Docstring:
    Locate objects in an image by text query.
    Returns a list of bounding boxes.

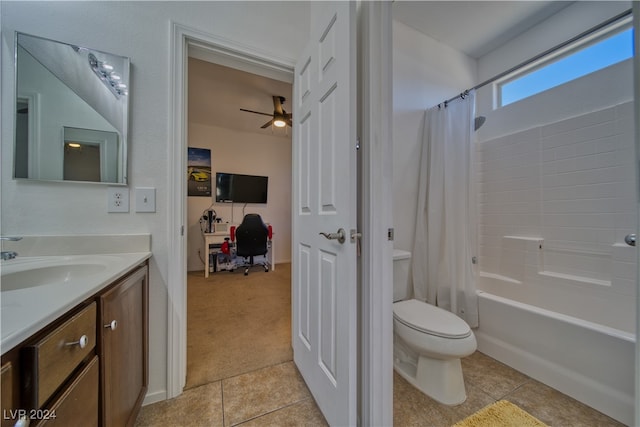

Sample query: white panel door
[292,2,357,426]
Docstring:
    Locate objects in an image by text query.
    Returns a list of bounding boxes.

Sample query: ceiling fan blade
[286,119,293,127]
[261,119,274,129]
[273,96,284,115]
[240,108,273,117]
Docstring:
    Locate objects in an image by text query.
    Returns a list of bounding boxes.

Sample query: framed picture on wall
[187,147,212,196]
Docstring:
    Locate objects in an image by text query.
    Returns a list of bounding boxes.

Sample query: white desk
[203,229,274,278]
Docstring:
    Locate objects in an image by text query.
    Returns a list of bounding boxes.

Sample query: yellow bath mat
[452,400,548,427]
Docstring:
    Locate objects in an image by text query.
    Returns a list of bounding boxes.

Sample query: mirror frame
[13,31,130,185]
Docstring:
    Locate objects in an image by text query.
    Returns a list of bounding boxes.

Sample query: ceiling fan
[240,95,293,129]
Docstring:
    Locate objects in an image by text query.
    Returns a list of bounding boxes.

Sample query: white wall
[1,1,309,403]
[187,124,292,271]
[392,20,476,254]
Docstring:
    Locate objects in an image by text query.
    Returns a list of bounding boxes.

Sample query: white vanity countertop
[1,251,151,354]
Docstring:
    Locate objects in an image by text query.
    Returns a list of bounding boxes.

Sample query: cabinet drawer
[33,356,99,427]
[24,302,96,408]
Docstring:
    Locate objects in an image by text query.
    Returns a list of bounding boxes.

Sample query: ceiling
[188,57,293,139]
[189,2,573,135]
[392,1,573,59]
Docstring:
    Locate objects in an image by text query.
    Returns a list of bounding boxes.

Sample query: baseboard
[142,390,167,406]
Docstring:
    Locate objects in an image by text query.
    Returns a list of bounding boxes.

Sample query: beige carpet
[185,263,293,389]
[453,400,548,427]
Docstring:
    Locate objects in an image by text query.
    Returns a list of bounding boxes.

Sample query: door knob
[319,228,346,244]
[104,320,118,330]
[625,234,636,247]
[65,334,89,349]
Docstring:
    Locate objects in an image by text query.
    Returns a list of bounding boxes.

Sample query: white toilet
[392,249,476,405]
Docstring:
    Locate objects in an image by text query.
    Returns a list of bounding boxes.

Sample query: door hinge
[356,137,361,150]
[181,225,184,236]
[387,228,394,241]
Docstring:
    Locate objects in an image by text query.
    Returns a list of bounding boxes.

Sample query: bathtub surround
[413,92,478,327]
[476,101,635,333]
[474,95,635,426]
[476,291,634,425]
[470,12,635,422]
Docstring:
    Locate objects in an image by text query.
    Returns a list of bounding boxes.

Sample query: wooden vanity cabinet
[98,264,148,427]
[0,261,148,427]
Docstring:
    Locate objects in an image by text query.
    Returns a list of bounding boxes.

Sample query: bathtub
[475,291,635,426]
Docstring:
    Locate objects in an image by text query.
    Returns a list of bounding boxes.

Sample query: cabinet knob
[65,334,89,349]
[104,320,118,331]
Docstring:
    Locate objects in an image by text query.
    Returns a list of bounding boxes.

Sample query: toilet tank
[393,249,412,302]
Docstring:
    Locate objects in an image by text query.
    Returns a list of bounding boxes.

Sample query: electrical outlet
[107,187,130,213]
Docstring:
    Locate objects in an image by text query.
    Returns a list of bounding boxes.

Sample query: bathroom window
[496,19,633,107]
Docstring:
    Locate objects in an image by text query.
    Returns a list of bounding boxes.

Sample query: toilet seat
[393,299,471,339]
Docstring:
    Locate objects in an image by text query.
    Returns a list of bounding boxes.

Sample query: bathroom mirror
[14,32,130,184]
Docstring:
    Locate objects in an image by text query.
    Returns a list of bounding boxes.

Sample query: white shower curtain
[412,92,478,327]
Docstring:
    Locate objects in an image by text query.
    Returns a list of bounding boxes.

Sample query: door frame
[167,21,296,399]
[358,3,394,425]
[167,4,393,422]
[633,4,639,426]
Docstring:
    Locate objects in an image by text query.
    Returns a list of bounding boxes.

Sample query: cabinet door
[99,265,148,427]
[35,356,99,427]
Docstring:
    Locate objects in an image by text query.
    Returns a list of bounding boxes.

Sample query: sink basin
[1,259,108,292]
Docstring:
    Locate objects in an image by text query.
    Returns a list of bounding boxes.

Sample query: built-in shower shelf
[478,271,522,285]
[538,270,611,287]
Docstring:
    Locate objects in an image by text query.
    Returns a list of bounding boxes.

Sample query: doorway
[168,6,394,422]
[184,57,294,388]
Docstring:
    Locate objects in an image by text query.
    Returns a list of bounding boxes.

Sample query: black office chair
[231,214,271,275]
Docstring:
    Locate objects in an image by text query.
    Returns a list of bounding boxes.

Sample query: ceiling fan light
[273,118,286,128]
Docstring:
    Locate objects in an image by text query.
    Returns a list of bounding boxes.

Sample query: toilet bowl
[392,250,476,405]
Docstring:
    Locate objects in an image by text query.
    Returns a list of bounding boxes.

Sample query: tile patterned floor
[394,351,625,426]
[136,351,624,427]
[135,361,327,426]
[136,267,626,425]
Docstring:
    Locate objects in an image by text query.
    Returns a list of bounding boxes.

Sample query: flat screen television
[215,172,268,204]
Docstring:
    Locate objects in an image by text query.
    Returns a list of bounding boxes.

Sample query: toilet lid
[393,299,472,339]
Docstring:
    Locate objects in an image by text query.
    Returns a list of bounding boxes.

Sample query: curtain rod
[442,8,633,106]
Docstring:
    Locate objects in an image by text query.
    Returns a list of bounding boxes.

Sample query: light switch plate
[107,187,129,213]
[135,187,156,213]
